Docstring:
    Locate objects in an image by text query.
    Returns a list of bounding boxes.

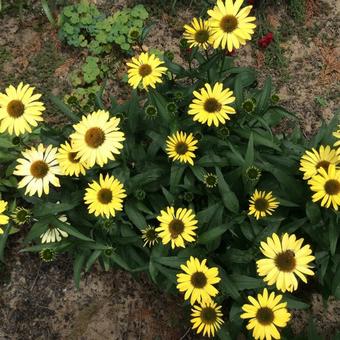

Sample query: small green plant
[58,1,149,54]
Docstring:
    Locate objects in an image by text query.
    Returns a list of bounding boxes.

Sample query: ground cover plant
[0,0,339,339]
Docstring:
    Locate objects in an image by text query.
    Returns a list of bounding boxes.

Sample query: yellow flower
[14,144,61,197]
[84,174,127,218]
[176,256,221,305]
[191,300,224,338]
[141,225,159,247]
[188,83,236,127]
[0,200,9,234]
[208,0,256,52]
[57,141,89,177]
[40,215,69,243]
[240,288,291,340]
[203,173,218,188]
[0,82,45,136]
[166,131,198,166]
[127,52,167,90]
[308,164,340,210]
[257,233,315,293]
[70,110,125,168]
[299,145,339,180]
[156,207,198,249]
[248,190,279,220]
[183,17,214,49]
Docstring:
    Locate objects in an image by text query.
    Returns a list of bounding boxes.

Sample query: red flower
[258,32,274,49]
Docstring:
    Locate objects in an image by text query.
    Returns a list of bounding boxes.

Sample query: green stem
[219,50,226,77]
[188,59,194,84]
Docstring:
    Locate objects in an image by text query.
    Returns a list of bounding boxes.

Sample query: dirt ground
[0,0,339,339]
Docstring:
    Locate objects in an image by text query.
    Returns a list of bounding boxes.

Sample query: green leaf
[85,250,101,271]
[49,94,79,122]
[125,199,147,229]
[235,129,281,151]
[217,324,233,340]
[329,218,339,256]
[257,76,272,114]
[161,186,175,205]
[111,252,131,271]
[169,163,185,191]
[0,223,11,262]
[230,274,265,290]
[307,318,323,340]
[218,267,240,300]
[41,0,57,27]
[284,294,309,309]
[305,201,321,224]
[244,132,254,167]
[164,55,186,76]
[215,167,239,214]
[73,252,86,289]
[32,200,80,217]
[154,256,185,269]
[148,89,170,123]
[197,203,221,226]
[51,216,94,242]
[198,224,229,244]
[24,216,52,243]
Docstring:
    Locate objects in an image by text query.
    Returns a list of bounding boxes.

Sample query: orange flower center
[324,179,340,195]
[139,64,152,77]
[190,271,207,288]
[30,160,49,178]
[68,152,80,163]
[85,127,105,148]
[7,100,25,118]
[275,250,296,272]
[254,198,269,212]
[204,98,222,113]
[220,15,238,33]
[168,218,185,238]
[256,307,274,325]
[97,188,113,204]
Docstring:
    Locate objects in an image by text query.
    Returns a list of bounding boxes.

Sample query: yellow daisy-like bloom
[176,256,221,305]
[183,17,214,49]
[188,83,236,127]
[141,225,159,247]
[257,233,315,293]
[0,82,45,136]
[240,288,291,340]
[0,200,9,234]
[299,145,339,180]
[14,144,61,197]
[57,141,89,177]
[166,131,198,166]
[70,110,125,168]
[156,207,198,249]
[127,52,168,91]
[308,164,340,210]
[84,173,127,218]
[191,300,224,338]
[248,190,279,220]
[208,0,256,52]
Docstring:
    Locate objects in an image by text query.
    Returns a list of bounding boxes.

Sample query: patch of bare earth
[0,244,188,339]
